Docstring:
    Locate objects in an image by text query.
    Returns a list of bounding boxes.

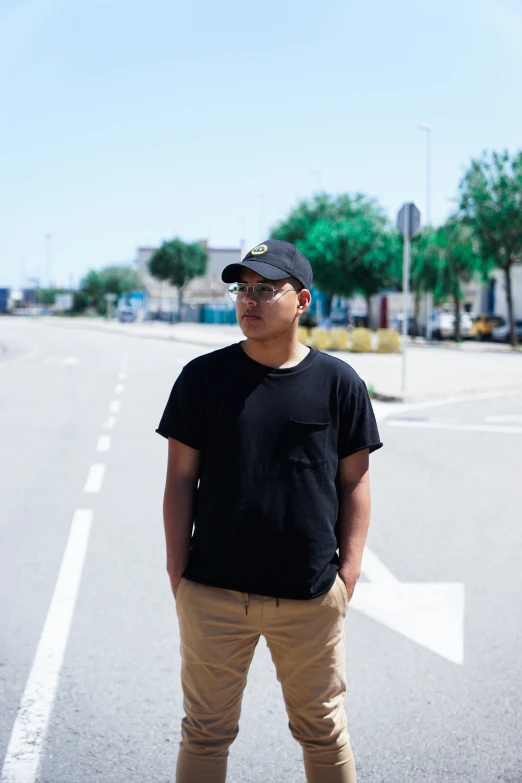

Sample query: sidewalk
[44,317,522,403]
[44,317,243,347]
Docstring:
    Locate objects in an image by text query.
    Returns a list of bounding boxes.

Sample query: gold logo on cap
[251,244,268,255]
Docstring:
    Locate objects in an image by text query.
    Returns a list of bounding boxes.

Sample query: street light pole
[418,123,432,339]
[401,208,411,395]
[418,123,431,225]
[45,233,52,289]
[259,194,265,240]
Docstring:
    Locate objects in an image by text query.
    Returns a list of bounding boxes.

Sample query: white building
[488,266,522,319]
[368,264,522,332]
[135,241,241,315]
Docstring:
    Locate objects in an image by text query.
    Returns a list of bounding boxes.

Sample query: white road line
[118,372,126,381]
[114,384,124,394]
[109,400,121,414]
[354,546,465,664]
[96,435,111,452]
[387,420,522,434]
[83,464,105,493]
[372,390,522,426]
[103,416,116,430]
[0,509,93,783]
[485,415,522,424]
[361,547,400,585]
[121,353,129,373]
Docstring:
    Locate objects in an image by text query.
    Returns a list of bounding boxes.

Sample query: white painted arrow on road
[351,547,465,665]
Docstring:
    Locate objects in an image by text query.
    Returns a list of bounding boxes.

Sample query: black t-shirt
[156,343,382,600]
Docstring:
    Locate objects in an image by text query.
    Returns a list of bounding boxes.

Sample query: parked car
[330,310,347,326]
[492,319,522,342]
[431,311,473,340]
[470,314,505,340]
[118,307,136,323]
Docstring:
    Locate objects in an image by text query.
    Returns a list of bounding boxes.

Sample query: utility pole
[45,233,52,288]
[418,123,433,339]
[401,208,411,395]
[418,123,431,225]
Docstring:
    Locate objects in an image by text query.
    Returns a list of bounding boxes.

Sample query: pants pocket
[336,574,349,611]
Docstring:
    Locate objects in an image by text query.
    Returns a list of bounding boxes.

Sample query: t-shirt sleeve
[155,364,203,450]
[338,377,383,459]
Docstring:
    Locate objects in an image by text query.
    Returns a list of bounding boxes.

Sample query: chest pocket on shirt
[284,418,331,467]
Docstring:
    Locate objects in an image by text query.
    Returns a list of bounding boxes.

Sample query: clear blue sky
[1,0,521,288]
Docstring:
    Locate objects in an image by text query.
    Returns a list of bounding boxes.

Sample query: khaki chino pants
[175,574,356,783]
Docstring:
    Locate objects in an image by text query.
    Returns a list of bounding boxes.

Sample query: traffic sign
[54,293,73,311]
[104,293,117,302]
[397,202,421,239]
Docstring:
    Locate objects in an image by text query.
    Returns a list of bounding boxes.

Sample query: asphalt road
[0,319,520,783]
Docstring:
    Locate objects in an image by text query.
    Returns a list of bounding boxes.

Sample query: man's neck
[241,336,310,369]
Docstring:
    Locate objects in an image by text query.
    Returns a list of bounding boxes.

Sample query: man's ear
[297,289,311,313]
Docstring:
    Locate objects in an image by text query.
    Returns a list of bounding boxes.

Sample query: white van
[431,310,473,339]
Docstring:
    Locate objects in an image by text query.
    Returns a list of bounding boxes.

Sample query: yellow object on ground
[350,328,373,352]
[307,328,329,350]
[297,326,309,345]
[376,328,401,353]
[326,328,349,351]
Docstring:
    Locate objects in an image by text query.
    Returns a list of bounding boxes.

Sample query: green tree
[460,150,522,345]
[98,265,143,297]
[72,291,88,313]
[79,270,104,313]
[149,239,208,320]
[79,265,143,315]
[34,287,72,307]
[271,194,401,314]
[431,219,486,342]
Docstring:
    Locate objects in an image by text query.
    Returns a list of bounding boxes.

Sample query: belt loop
[243,593,249,615]
[276,597,280,608]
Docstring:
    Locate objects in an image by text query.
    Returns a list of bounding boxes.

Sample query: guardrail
[298,327,401,353]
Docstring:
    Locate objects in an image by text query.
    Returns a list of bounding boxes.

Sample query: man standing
[157,239,382,783]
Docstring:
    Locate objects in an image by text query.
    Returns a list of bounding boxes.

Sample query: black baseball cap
[222,239,313,290]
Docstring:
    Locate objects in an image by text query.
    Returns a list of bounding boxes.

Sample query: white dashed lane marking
[83,464,106,493]
[96,435,111,453]
[0,509,93,783]
[387,419,522,434]
[1,354,132,780]
[485,415,522,424]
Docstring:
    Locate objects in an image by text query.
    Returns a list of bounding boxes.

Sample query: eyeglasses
[228,282,302,303]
